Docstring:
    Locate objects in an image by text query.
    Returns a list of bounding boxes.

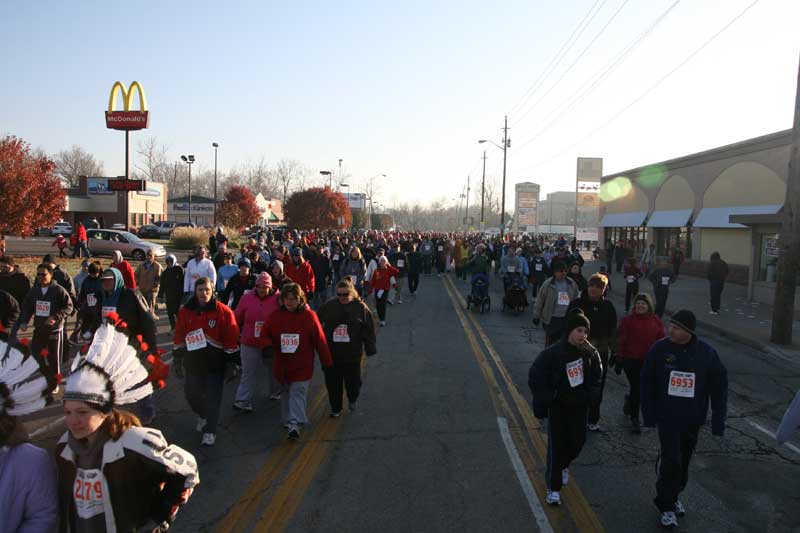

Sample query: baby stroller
[467,273,491,313]
[502,272,528,314]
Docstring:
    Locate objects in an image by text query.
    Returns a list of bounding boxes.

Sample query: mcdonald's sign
[105,81,149,130]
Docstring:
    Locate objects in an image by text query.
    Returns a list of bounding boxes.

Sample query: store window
[655,227,693,258]
[757,233,780,282]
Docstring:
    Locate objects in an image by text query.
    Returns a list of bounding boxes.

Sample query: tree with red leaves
[217,185,260,230]
[0,136,65,237]
[285,187,351,230]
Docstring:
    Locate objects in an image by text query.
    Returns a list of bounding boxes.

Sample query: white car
[51,222,73,236]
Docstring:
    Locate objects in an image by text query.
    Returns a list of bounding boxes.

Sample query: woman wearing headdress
[57,319,199,532]
[0,331,59,532]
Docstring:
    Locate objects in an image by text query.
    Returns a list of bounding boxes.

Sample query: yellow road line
[444,275,606,532]
[215,387,328,533]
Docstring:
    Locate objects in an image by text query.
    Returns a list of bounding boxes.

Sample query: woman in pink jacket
[233,272,281,412]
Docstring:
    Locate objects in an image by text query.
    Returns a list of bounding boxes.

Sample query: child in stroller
[503,271,528,313]
[467,272,491,313]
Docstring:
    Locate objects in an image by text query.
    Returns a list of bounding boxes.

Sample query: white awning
[693,205,783,229]
[599,211,648,228]
[646,209,693,228]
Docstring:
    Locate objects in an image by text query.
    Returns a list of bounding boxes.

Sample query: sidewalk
[582,260,800,356]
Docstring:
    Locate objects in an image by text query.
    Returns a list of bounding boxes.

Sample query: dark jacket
[17,283,73,332]
[158,265,185,313]
[221,273,256,310]
[406,251,423,275]
[56,427,198,532]
[317,298,377,364]
[52,267,77,307]
[641,336,728,435]
[99,288,157,350]
[389,251,408,277]
[707,253,729,284]
[568,293,618,354]
[647,266,674,290]
[529,339,603,418]
[0,271,31,308]
[309,254,333,290]
[0,288,20,328]
[530,257,549,283]
[567,272,587,294]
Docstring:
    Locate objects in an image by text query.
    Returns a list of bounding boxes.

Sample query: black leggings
[375,291,388,321]
[324,361,362,412]
[408,273,420,293]
[622,358,644,420]
[710,280,724,312]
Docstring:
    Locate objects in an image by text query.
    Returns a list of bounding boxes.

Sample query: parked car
[137,224,162,239]
[168,222,196,237]
[110,223,126,230]
[86,229,166,261]
[52,222,73,237]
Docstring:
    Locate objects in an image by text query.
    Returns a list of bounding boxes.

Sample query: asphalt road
[25,270,800,532]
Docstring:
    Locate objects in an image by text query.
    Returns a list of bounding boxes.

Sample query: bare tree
[275,158,305,206]
[136,137,170,183]
[54,145,104,186]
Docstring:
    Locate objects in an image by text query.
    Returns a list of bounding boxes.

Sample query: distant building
[514,182,540,233]
[254,194,284,226]
[538,191,576,227]
[63,176,167,229]
[168,195,215,226]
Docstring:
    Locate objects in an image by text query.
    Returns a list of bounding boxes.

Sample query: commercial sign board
[518,207,537,226]
[105,81,149,131]
[107,179,145,192]
[173,203,214,213]
[87,178,113,195]
[518,192,538,208]
[576,228,599,241]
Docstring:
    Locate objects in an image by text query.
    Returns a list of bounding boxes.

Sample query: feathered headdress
[0,334,50,416]
[64,321,153,411]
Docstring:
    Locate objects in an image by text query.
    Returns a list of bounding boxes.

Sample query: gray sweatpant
[281,379,311,429]
[235,344,279,403]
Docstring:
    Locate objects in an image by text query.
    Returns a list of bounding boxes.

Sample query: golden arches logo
[105,80,149,130]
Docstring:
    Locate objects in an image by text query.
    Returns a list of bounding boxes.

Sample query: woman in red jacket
[267,283,332,440]
[367,256,399,327]
[615,293,664,434]
[173,276,240,446]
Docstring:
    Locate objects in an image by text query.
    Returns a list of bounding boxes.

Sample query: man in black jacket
[158,254,184,330]
[0,256,31,308]
[406,243,423,295]
[569,273,617,431]
[221,258,257,310]
[529,309,602,507]
[0,288,20,329]
[308,244,333,309]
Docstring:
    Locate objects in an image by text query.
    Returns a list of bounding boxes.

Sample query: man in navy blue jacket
[641,310,728,528]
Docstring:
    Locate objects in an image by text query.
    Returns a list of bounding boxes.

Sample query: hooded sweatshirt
[111,251,136,290]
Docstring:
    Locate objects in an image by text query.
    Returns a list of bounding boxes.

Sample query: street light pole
[338,159,343,188]
[212,142,219,227]
[501,115,509,238]
[480,150,486,231]
[181,155,195,225]
[465,174,470,230]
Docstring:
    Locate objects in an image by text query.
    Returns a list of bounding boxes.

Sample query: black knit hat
[670,309,696,335]
[566,308,591,335]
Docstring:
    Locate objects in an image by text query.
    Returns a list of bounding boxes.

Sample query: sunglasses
[336,292,350,297]
[36,272,49,277]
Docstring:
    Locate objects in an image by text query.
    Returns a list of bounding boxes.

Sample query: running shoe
[349,402,357,412]
[380,321,386,327]
[201,433,216,446]
[196,417,207,432]
[562,468,569,486]
[233,401,253,413]
[288,427,300,440]
[330,410,342,418]
[546,490,561,506]
[674,500,686,516]
[269,392,281,400]
[660,511,678,528]
[587,423,601,432]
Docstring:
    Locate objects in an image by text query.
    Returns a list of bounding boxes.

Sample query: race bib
[535,264,543,271]
[333,324,350,343]
[35,300,50,317]
[661,276,670,286]
[254,321,264,338]
[397,259,405,268]
[333,254,340,261]
[557,292,570,306]
[101,306,116,318]
[186,329,208,351]
[668,371,695,398]
[507,266,516,273]
[566,359,584,388]
[73,468,104,520]
[281,333,300,354]
[437,246,443,252]
[627,275,635,283]
[87,294,97,307]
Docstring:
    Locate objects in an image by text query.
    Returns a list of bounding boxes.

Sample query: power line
[511,0,629,128]
[512,0,763,177]
[514,0,680,151]
[507,0,604,117]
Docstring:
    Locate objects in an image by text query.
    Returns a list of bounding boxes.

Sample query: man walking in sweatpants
[641,310,728,528]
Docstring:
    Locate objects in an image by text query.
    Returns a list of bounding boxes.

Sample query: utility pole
[465,174,470,230]
[771,54,800,345]
[500,115,509,238]
[480,150,486,231]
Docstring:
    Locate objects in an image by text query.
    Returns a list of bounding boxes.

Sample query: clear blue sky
[2,0,798,210]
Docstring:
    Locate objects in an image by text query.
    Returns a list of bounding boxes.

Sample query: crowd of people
[1,225,798,531]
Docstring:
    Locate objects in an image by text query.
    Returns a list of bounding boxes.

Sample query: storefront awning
[693,205,783,229]
[646,209,693,228]
[599,211,648,228]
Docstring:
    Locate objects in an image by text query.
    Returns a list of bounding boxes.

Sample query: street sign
[107,179,146,192]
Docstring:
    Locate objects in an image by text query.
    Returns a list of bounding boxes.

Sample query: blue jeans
[184,371,225,433]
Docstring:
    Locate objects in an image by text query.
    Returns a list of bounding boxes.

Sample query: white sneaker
[545,490,561,506]
[380,321,386,327]
[196,417,207,432]
[674,500,686,516]
[562,468,569,486]
[587,423,601,432]
[269,392,281,400]
[233,400,253,413]
[709,311,719,316]
[397,299,403,304]
[201,433,216,446]
[660,511,678,528]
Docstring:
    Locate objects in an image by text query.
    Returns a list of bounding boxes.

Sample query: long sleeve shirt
[183,258,217,293]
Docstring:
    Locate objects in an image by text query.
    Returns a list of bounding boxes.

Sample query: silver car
[86,229,167,261]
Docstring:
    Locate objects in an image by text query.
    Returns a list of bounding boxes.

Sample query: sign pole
[125,130,130,230]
